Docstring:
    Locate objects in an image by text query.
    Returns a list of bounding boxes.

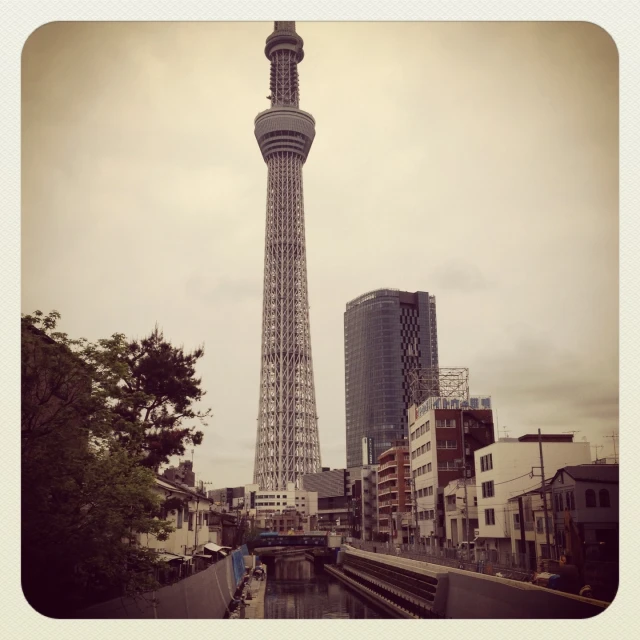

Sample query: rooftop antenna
[591,444,603,462]
[501,426,510,438]
[603,431,618,464]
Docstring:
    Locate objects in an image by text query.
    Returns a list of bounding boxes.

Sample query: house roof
[552,464,619,485]
[155,475,214,502]
[517,434,574,443]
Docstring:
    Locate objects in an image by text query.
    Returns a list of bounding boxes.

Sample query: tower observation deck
[253,22,321,490]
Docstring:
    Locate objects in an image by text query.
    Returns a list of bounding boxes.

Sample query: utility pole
[537,429,552,560]
[461,410,471,562]
[591,444,603,462]
[518,496,527,569]
[410,476,419,551]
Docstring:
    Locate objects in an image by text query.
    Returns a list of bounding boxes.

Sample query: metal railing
[348,540,535,580]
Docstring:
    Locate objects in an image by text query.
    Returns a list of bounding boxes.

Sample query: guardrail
[351,540,533,580]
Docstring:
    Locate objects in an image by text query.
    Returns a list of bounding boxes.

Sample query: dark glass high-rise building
[344,289,439,468]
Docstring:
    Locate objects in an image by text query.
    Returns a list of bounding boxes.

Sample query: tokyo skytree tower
[253,22,321,490]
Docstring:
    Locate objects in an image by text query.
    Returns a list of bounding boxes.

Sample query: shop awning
[158,553,188,563]
[203,543,232,555]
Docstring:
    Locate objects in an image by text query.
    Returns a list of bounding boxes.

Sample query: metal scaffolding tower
[408,367,470,407]
[253,22,321,490]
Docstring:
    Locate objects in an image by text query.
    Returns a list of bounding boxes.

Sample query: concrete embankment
[324,564,417,618]
[241,567,267,619]
[336,547,609,619]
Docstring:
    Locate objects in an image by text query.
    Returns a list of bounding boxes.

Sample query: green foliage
[84,325,211,470]
[21,311,209,617]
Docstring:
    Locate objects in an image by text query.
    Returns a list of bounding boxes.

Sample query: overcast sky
[22,21,618,487]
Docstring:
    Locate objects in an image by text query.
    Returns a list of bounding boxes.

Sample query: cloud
[22,22,618,486]
[431,263,490,292]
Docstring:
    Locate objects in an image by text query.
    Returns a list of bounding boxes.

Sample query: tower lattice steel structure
[253,22,321,490]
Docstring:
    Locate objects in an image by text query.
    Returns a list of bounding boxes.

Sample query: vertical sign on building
[362,436,375,466]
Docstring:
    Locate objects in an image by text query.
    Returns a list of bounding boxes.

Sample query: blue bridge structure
[248,531,339,551]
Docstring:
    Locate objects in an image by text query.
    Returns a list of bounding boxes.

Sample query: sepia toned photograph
[21,20,618,619]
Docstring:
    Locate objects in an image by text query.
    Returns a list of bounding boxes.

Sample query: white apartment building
[244,482,318,517]
[473,434,591,559]
[410,408,438,541]
[408,396,495,547]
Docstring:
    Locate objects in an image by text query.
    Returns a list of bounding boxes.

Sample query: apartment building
[302,468,351,534]
[377,440,412,543]
[408,396,494,548]
[241,482,318,519]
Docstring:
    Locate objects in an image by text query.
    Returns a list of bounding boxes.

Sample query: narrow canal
[263,556,386,619]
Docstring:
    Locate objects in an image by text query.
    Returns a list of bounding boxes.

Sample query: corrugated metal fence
[79,546,249,619]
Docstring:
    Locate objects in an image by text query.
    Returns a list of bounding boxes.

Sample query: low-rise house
[506,484,554,570]
[549,464,619,563]
[140,475,217,557]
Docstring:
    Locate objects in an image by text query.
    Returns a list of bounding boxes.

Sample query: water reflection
[264,556,385,619]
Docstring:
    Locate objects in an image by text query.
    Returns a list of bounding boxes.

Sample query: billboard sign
[416,395,492,415]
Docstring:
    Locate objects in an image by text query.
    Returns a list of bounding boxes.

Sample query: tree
[21,311,210,616]
[85,326,211,470]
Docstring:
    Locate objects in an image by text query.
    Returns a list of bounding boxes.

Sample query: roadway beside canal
[334,547,610,619]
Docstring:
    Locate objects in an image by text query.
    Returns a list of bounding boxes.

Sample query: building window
[481,481,494,498]
[427,462,432,473]
[188,513,194,531]
[513,513,520,530]
[485,509,495,526]
[585,489,596,508]
[473,496,477,506]
[599,489,610,508]
[480,453,493,472]
[554,492,564,512]
[436,419,456,428]
[436,440,457,449]
[426,486,433,496]
[426,442,431,451]
[177,508,183,529]
[566,491,575,511]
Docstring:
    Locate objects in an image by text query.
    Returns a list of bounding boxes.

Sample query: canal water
[264,556,386,619]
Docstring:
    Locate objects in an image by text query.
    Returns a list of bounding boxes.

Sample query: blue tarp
[231,546,248,587]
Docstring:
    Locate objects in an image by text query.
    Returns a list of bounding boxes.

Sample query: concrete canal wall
[79,547,249,619]
[337,548,609,619]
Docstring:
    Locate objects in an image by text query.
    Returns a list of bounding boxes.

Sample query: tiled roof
[560,464,619,484]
